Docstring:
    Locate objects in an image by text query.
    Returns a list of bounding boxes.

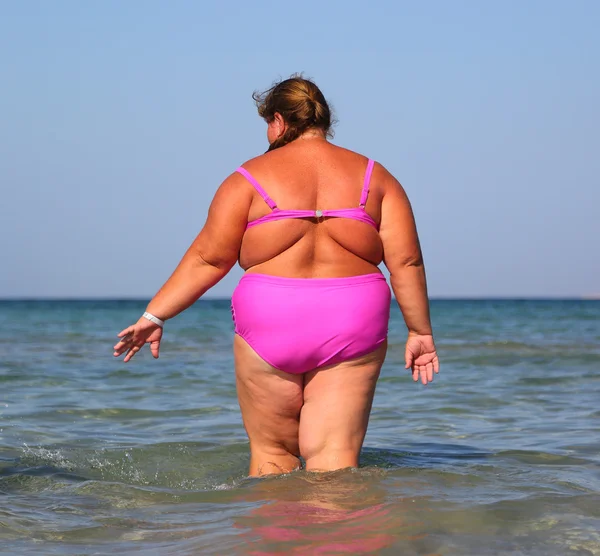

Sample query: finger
[123,345,141,363]
[113,341,131,356]
[405,347,414,370]
[433,356,440,374]
[426,362,434,383]
[114,345,133,357]
[113,334,134,350]
[113,338,135,356]
[123,346,139,363]
[149,340,160,359]
[118,326,135,338]
[412,366,419,382]
[420,366,428,385]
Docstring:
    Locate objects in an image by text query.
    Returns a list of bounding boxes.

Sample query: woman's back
[239,138,384,277]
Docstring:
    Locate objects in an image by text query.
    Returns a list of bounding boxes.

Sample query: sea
[0,298,599,555]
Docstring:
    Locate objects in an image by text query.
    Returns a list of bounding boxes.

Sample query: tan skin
[114,113,440,476]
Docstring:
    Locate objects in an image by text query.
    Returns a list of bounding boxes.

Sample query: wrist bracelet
[143,311,165,328]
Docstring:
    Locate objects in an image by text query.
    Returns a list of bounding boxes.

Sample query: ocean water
[0,298,599,555]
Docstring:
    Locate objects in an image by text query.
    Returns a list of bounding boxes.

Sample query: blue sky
[1,1,598,298]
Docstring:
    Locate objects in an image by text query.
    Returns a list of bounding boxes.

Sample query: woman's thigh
[299,342,387,471]
[234,335,304,476]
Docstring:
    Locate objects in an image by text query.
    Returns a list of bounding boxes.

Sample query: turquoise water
[1,299,599,555]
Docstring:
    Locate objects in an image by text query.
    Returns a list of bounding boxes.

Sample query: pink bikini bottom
[231,273,391,374]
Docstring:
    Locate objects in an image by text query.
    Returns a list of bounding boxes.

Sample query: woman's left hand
[113,318,163,362]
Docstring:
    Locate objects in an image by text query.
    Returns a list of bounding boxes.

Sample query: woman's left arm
[114,173,251,361]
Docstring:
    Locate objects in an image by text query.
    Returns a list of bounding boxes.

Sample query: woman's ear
[273,112,286,138]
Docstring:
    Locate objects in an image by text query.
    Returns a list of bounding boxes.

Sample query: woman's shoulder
[237,151,267,170]
[235,143,396,187]
[237,144,290,170]
[327,145,398,184]
[324,144,396,178]
[323,143,373,164]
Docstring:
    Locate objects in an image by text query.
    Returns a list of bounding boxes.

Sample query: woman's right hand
[113,318,163,363]
[404,333,440,385]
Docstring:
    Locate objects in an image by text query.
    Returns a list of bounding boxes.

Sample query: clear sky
[1,1,598,298]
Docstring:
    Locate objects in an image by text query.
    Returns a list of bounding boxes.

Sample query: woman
[114,76,439,477]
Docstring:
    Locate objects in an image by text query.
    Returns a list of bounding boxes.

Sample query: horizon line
[1,296,598,302]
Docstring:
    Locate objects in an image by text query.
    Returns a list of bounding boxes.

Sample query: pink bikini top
[236,159,378,230]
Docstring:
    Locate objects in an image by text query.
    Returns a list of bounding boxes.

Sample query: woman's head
[253,75,334,151]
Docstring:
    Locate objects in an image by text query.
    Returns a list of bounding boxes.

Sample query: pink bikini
[231,159,391,374]
[235,160,379,230]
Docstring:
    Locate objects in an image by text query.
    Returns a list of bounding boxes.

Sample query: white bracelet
[143,311,165,328]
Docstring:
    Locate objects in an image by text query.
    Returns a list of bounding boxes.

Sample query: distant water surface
[0,299,599,555]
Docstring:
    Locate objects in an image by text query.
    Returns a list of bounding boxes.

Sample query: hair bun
[253,75,334,151]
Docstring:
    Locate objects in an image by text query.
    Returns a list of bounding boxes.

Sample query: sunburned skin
[113,79,439,477]
[237,140,384,277]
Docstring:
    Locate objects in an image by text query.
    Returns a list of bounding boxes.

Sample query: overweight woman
[113,76,440,477]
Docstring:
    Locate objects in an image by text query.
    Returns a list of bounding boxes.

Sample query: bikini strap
[236,167,277,210]
[359,159,375,208]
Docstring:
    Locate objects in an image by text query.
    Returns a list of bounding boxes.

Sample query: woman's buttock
[231,273,391,374]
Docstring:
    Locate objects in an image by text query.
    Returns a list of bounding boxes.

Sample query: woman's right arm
[378,165,440,384]
[141,172,252,321]
[113,172,253,362]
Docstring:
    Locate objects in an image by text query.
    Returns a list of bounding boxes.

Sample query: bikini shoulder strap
[236,167,277,210]
[359,159,375,208]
